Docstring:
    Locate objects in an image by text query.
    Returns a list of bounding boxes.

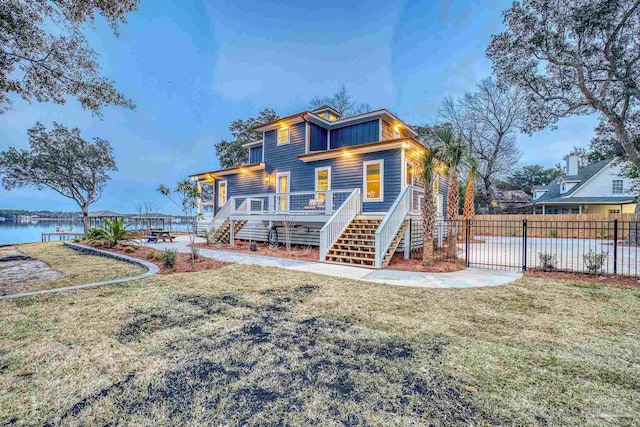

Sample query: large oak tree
[1,0,138,116]
[487,0,640,218]
[0,122,117,233]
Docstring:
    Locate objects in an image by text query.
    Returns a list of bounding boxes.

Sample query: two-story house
[190,105,448,268]
[532,154,636,215]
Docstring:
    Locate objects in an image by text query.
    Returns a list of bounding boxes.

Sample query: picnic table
[144,229,175,243]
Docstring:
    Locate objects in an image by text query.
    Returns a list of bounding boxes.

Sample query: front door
[276,172,290,211]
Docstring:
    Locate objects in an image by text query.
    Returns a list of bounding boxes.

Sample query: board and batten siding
[329,120,379,149]
[249,146,263,164]
[309,123,328,151]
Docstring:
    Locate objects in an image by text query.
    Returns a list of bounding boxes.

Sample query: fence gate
[464,219,525,272]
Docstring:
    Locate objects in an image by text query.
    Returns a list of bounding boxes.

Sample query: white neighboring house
[532,154,636,215]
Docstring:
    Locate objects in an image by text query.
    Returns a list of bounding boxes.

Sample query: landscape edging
[0,242,159,300]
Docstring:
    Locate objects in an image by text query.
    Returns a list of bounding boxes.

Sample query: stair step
[325,255,376,265]
[328,249,376,256]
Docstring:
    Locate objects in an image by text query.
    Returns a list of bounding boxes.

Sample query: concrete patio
[151,236,522,288]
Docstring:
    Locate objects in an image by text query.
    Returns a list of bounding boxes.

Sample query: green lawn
[7,242,145,294]
[0,256,638,426]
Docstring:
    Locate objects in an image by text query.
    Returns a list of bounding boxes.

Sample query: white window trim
[362,159,384,202]
[277,127,290,145]
[405,159,415,186]
[217,179,227,207]
[315,166,331,192]
[275,171,290,193]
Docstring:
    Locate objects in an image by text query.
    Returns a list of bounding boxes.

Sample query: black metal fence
[409,218,640,277]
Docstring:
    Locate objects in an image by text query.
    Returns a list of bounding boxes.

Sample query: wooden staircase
[210,218,247,244]
[325,218,409,268]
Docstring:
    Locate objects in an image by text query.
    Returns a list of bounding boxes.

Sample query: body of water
[0,219,191,245]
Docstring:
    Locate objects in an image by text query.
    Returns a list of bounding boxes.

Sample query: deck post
[403,224,410,260]
[325,191,332,215]
[229,219,235,247]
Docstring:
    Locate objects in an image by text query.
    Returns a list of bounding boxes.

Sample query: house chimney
[566,154,579,176]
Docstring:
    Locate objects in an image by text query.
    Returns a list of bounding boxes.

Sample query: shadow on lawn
[48,285,499,426]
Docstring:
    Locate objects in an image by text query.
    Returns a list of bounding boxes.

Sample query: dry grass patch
[0,264,638,426]
[12,242,146,293]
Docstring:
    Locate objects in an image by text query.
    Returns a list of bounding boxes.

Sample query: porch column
[542,205,546,214]
[579,205,583,214]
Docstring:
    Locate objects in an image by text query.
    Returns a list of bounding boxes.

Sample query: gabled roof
[533,158,615,204]
[253,108,417,136]
[535,196,635,205]
[311,105,342,117]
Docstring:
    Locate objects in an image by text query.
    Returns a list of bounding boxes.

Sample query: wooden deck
[41,232,85,242]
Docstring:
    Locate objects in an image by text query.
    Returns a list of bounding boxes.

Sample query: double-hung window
[277,126,289,145]
[363,160,384,202]
[612,179,624,194]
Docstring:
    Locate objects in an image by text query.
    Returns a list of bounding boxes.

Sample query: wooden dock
[41,232,85,242]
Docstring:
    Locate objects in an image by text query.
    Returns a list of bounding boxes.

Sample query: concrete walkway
[153,236,522,288]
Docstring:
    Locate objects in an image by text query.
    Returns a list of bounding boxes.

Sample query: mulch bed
[387,253,466,273]
[84,243,230,275]
[525,269,640,288]
[196,241,467,273]
[193,241,320,262]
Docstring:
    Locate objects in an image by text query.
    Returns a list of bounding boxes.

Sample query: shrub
[123,245,137,254]
[549,229,558,238]
[583,250,607,274]
[191,246,200,260]
[538,252,556,271]
[162,248,177,269]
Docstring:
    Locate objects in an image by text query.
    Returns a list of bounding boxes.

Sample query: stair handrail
[374,186,411,268]
[319,188,361,261]
[207,197,234,234]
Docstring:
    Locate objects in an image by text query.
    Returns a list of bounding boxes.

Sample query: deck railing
[206,199,233,235]
[374,186,411,268]
[229,190,353,215]
[319,188,362,261]
[409,185,424,214]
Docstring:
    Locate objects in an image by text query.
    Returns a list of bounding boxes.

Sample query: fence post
[465,218,470,267]
[522,219,528,271]
[613,219,618,275]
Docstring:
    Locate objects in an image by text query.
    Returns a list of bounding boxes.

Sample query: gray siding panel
[309,123,328,151]
[249,146,262,164]
[330,120,379,148]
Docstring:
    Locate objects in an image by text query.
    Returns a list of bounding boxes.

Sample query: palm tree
[462,156,478,240]
[102,218,131,247]
[420,148,439,267]
[437,127,464,258]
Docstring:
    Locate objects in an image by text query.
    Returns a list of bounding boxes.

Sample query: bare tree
[310,84,371,116]
[440,78,524,212]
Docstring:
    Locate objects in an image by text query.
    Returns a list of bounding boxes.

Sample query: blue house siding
[301,149,402,212]
[330,120,379,149]
[214,172,268,213]
[309,123,328,151]
[249,146,263,164]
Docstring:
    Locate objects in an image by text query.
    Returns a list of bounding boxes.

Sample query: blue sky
[0,0,598,214]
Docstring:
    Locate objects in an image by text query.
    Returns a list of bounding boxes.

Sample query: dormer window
[277,126,289,145]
